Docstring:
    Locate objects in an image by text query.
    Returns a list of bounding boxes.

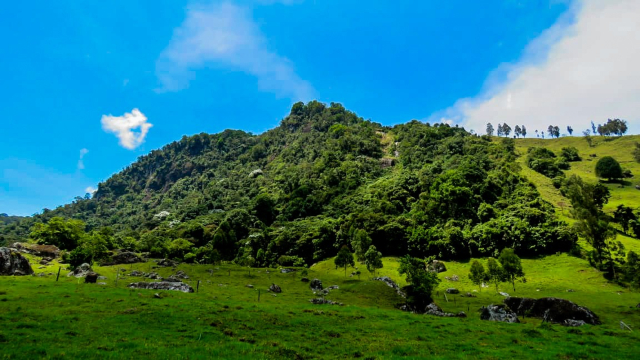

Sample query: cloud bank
[101,109,152,150]
[156,1,314,100]
[435,0,640,136]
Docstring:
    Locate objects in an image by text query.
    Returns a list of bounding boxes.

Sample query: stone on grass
[301,277,309,282]
[84,272,99,284]
[445,288,459,294]
[373,276,406,298]
[310,279,323,291]
[280,268,295,274]
[0,248,34,276]
[504,297,600,325]
[480,304,519,323]
[68,263,92,278]
[127,281,194,293]
[269,284,282,293]
[563,319,586,327]
[101,251,142,265]
[246,284,254,289]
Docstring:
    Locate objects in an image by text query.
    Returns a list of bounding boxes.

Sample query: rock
[9,243,60,258]
[246,284,254,289]
[309,298,343,306]
[445,275,459,281]
[166,271,188,282]
[446,288,459,294]
[39,259,50,265]
[280,268,295,274]
[499,292,510,297]
[67,263,93,278]
[145,272,163,280]
[462,292,477,298]
[424,303,456,317]
[480,304,520,323]
[127,281,194,293]
[300,277,309,282]
[98,276,107,280]
[380,158,395,168]
[310,279,323,291]
[249,169,263,178]
[97,282,107,285]
[563,319,586,327]
[373,276,406,298]
[269,284,282,293]
[457,311,467,318]
[325,285,339,290]
[101,251,142,266]
[0,248,34,276]
[130,270,145,277]
[38,273,45,277]
[154,293,161,299]
[636,303,640,308]
[38,266,46,269]
[566,289,575,292]
[157,258,179,267]
[504,297,600,325]
[427,260,447,273]
[85,272,99,284]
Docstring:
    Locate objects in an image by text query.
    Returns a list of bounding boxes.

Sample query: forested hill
[0,101,574,266]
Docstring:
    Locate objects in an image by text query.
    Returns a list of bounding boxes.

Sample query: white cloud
[101,109,153,150]
[433,0,640,136]
[77,148,89,170]
[156,1,314,100]
[84,186,97,194]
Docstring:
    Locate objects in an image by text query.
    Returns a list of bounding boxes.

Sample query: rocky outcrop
[10,243,60,258]
[480,304,520,323]
[425,303,455,317]
[373,276,406,298]
[68,263,93,278]
[504,297,600,325]
[0,247,34,276]
[127,281,194,293]
[310,279,323,291]
[165,270,189,282]
[427,260,447,273]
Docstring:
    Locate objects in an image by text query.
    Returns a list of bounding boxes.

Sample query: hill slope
[1,102,572,267]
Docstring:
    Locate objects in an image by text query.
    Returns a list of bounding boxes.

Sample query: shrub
[552,177,564,189]
[560,147,581,162]
[527,147,564,178]
[595,156,623,181]
[68,247,93,269]
[623,169,633,178]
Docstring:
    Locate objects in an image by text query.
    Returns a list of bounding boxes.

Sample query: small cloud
[440,118,454,126]
[101,109,153,150]
[77,148,89,170]
[84,186,97,194]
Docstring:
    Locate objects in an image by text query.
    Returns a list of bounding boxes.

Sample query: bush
[623,169,633,178]
[552,176,564,189]
[595,156,623,181]
[527,147,564,178]
[555,158,570,170]
[560,147,581,162]
[68,247,93,269]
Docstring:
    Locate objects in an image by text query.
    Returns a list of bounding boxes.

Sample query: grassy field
[2,253,640,359]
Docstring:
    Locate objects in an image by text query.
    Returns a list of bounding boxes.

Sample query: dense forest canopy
[0,101,575,266]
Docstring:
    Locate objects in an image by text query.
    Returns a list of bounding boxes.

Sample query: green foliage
[398,256,440,310]
[526,147,565,178]
[498,248,525,292]
[67,247,94,269]
[596,118,628,136]
[595,156,623,181]
[613,205,637,235]
[364,245,383,276]
[468,260,487,291]
[350,229,372,261]
[560,147,581,162]
[486,258,504,292]
[30,217,86,250]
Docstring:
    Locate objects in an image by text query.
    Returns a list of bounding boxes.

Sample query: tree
[567,126,573,135]
[521,125,527,138]
[613,205,637,235]
[564,175,616,267]
[502,123,512,137]
[351,229,372,261]
[334,245,355,276]
[591,121,597,135]
[547,125,554,138]
[633,143,640,163]
[553,126,560,138]
[497,123,504,137]
[535,129,539,138]
[624,251,640,288]
[30,217,86,250]
[486,258,504,292]
[364,245,383,276]
[398,256,440,310]
[498,248,525,292]
[514,125,522,138]
[486,123,494,136]
[468,260,487,291]
[595,156,623,181]
[583,129,593,147]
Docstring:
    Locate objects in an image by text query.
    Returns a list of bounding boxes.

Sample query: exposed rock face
[127,281,194,293]
[373,276,406,298]
[10,243,60,258]
[101,251,142,265]
[424,303,456,317]
[310,279,323,291]
[480,304,520,323]
[504,297,601,325]
[85,272,99,284]
[0,248,34,276]
[269,284,282,293]
[68,263,93,278]
[427,260,447,273]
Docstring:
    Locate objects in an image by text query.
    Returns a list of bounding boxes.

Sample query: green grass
[2,254,640,359]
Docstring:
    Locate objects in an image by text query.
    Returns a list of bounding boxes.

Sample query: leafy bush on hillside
[526,147,567,178]
[560,147,581,162]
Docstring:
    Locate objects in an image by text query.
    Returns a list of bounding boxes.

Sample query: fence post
[56,267,61,282]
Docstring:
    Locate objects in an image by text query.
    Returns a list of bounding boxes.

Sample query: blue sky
[1,0,639,216]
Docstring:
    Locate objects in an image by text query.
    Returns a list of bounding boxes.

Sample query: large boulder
[427,260,447,273]
[424,303,456,317]
[68,263,93,278]
[85,272,99,284]
[10,242,60,258]
[504,297,600,325]
[480,304,520,323]
[0,247,34,276]
[157,258,179,267]
[127,281,194,293]
[310,279,323,291]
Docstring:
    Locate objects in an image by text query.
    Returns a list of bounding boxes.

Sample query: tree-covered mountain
[0,101,575,266]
